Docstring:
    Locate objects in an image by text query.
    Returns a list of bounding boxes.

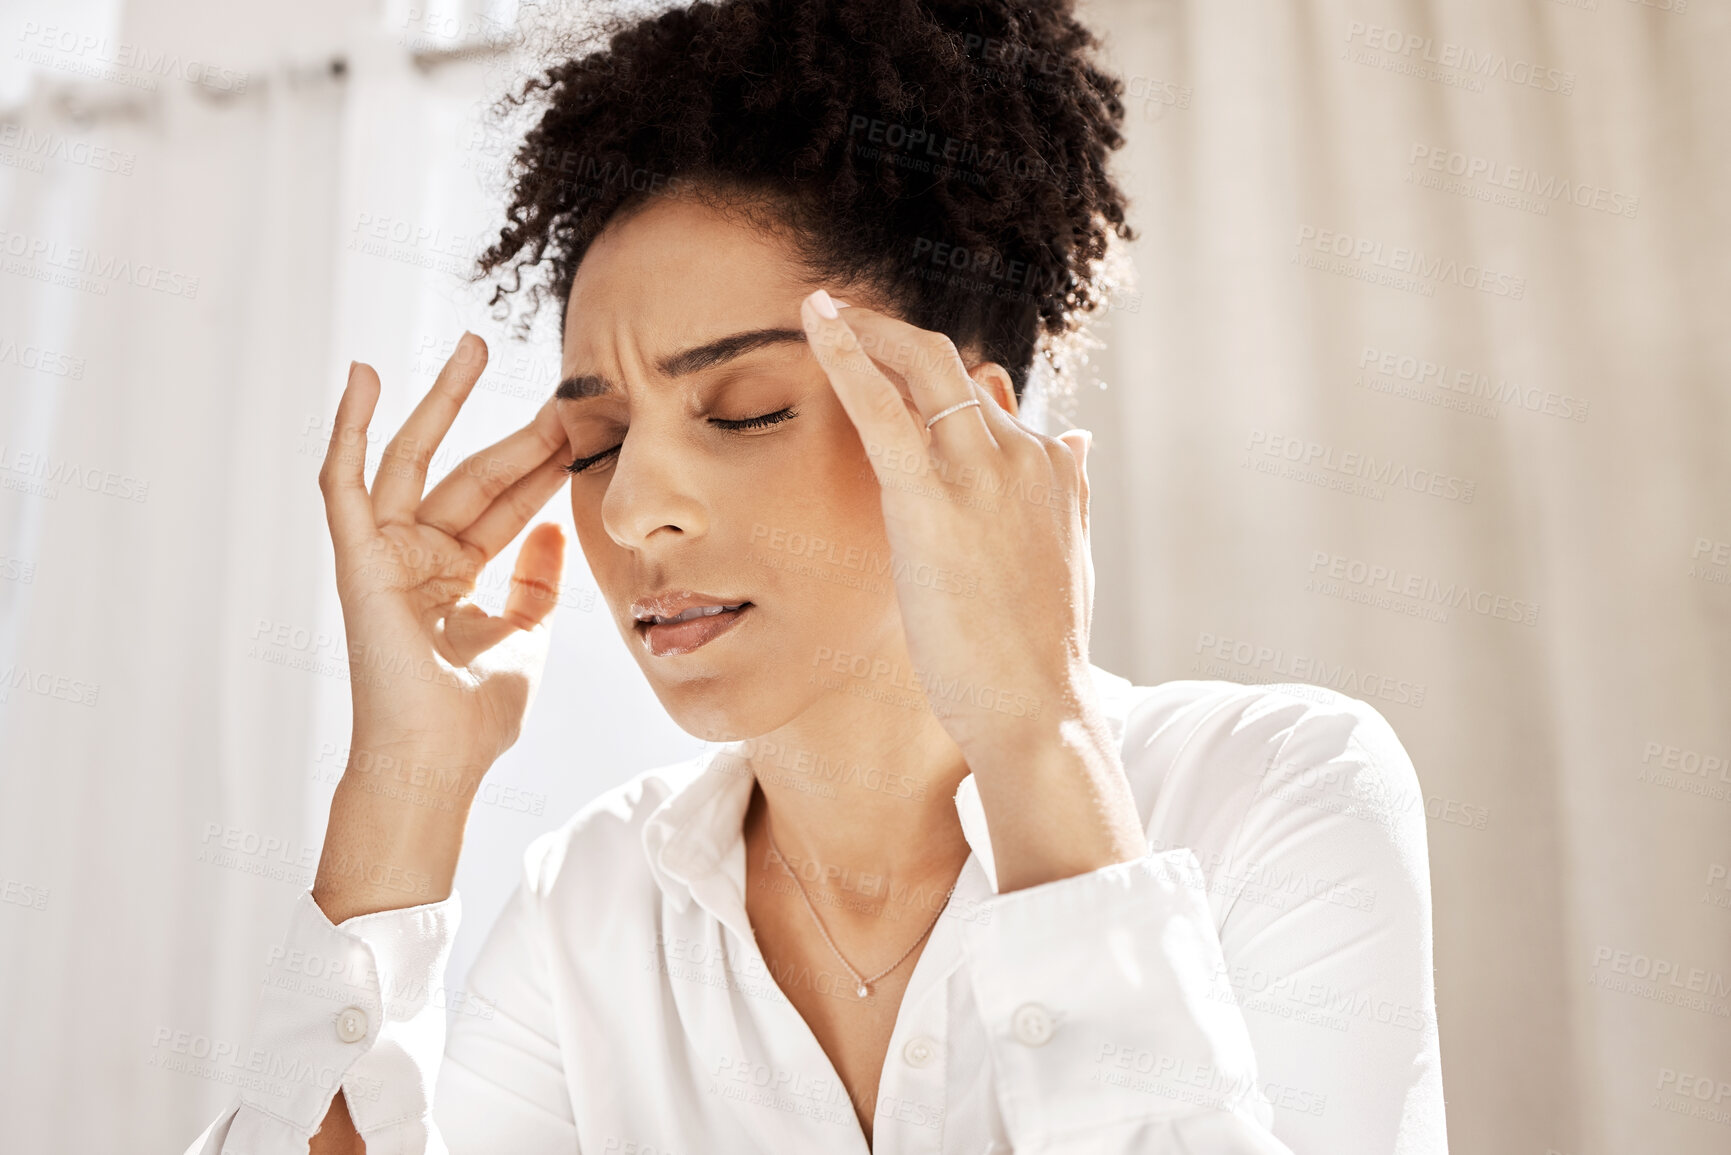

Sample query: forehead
[560,193,807,372]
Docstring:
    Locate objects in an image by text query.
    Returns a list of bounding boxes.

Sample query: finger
[967,370,1037,446]
[418,396,567,537]
[372,332,489,525]
[834,305,995,455]
[318,362,382,554]
[800,291,927,477]
[439,601,515,670]
[458,435,576,560]
[1055,428,1092,539]
[1055,428,1095,639]
[502,522,566,629]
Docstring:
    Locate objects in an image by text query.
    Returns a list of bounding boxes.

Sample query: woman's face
[554,193,930,741]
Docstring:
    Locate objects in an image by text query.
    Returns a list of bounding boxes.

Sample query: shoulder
[1095,669,1430,913]
[513,754,707,918]
[1098,669,1420,816]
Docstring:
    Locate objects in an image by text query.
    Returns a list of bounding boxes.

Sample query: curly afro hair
[475,0,1136,403]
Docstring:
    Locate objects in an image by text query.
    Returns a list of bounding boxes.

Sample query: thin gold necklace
[766,823,954,999]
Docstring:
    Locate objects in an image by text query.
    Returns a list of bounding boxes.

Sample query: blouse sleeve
[183,829,584,1155]
[180,891,463,1154]
[953,691,1447,1154]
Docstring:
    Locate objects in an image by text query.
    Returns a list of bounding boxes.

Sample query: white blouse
[185,667,1449,1154]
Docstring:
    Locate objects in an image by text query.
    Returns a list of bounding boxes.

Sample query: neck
[727,689,974,892]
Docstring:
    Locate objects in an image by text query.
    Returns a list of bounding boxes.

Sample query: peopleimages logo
[1293,226,1526,300]
[0,442,150,503]
[847,116,1071,193]
[0,338,85,380]
[1358,345,1591,423]
[0,227,201,300]
[1191,631,1428,709]
[1308,550,1540,627]
[1245,428,1477,504]
[1590,947,1730,1001]
[15,22,249,94]
[1343,21,1575,95]
[1407,144,1638,219]
[0,125,136,175]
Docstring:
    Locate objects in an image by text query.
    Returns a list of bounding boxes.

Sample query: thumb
[439,524,566,666]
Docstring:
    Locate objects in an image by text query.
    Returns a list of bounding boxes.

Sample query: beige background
[0,0,1725,1152]
[1074,2,1731,1152]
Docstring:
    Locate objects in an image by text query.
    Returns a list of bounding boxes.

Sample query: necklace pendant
[856,982,870,998]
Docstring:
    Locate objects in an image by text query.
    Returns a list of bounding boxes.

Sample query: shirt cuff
[223,890,461,1153]
[958,849,1275,1150]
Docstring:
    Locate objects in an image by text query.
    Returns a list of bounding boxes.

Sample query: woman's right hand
[312,332,573,920]
[321,332,574,773]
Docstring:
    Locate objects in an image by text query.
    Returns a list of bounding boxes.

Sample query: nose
[598,420,710,550]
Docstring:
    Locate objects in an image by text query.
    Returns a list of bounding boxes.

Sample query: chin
[610,597,810,741]
[631,659,798,745]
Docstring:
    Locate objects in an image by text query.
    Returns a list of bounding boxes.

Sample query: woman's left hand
[799,289,1146,886]
[800,290,1093,757]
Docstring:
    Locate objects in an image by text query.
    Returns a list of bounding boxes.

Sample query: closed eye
[563,406,800,475]
[564,444,622,475]
[710,405,798,431]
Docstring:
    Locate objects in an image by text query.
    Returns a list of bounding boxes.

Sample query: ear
[966,361,1018,418]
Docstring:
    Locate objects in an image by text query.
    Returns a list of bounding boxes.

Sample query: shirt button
[901,1036,937,1068]
[1011,1003,1055,1047]
[335,1006,369,1044]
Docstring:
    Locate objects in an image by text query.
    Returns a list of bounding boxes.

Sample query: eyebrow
[554,326,807,401]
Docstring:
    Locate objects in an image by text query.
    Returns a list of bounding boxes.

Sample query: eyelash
[563,406,800,475]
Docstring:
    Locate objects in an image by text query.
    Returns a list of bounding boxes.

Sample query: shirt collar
[640,663,1137,919]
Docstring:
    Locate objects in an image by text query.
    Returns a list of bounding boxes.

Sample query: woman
[190,0,1446,1151]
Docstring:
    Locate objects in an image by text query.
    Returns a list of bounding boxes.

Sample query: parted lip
[630,590,753,624]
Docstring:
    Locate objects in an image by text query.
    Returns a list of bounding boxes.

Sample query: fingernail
[809,289,839,320]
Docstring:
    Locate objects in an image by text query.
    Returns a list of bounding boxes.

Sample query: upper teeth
[647,603,745,625]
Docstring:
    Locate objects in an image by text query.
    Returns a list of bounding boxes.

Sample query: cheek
[760,409,903,645]
[770,401,891,554]
[568,484,627,588]
[567,482,596,543]
[815,395,890,521]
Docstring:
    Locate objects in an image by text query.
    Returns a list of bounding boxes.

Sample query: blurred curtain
[0,1,695,1151]
[0,1,352,1149]
[1071,2,1730,1154]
